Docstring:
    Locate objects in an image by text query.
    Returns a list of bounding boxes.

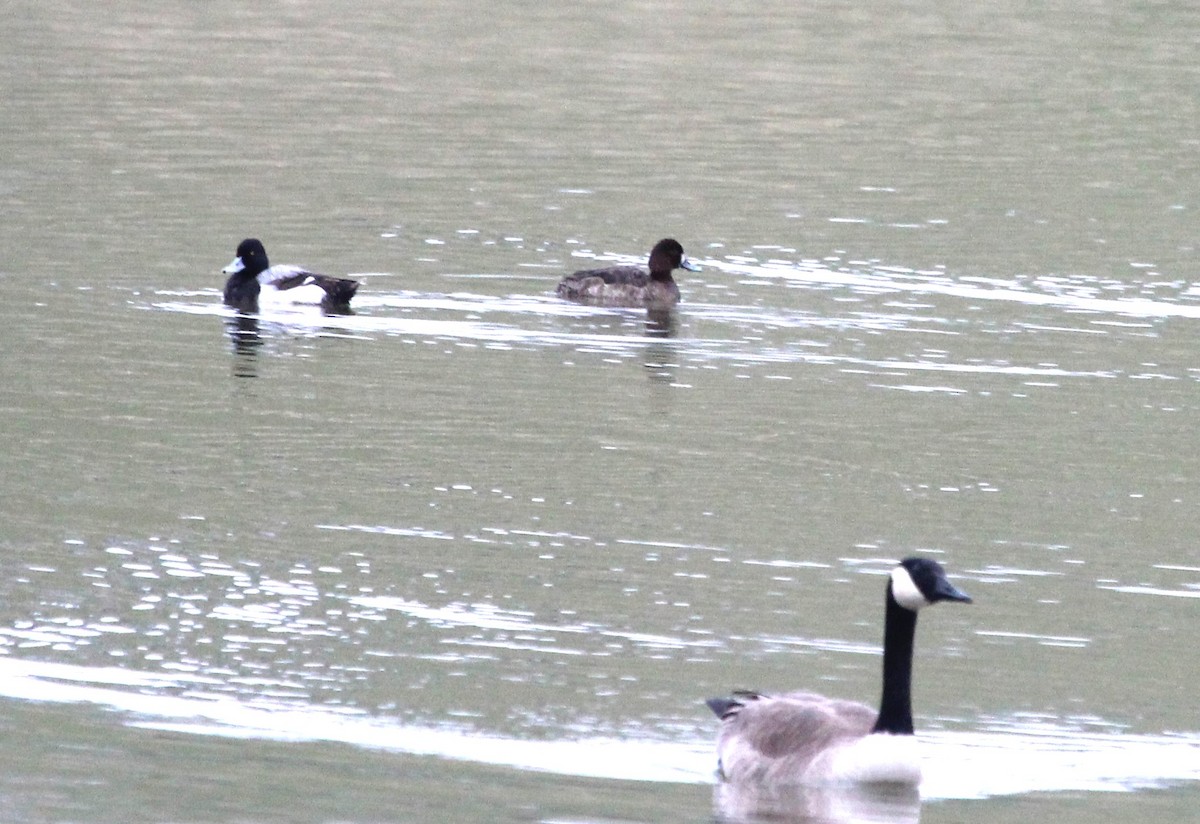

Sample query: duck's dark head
[223,238,269,278]
[647,238,701,277]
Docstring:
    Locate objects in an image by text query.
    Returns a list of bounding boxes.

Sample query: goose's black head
[890,557,972,612]
[222,238,270,279]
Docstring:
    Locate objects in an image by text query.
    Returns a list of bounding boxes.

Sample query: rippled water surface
[3,2,1200,822]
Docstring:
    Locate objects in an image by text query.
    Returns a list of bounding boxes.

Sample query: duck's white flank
[255,266,331,307]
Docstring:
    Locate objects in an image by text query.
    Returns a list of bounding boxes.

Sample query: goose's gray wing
[711,691,876,783]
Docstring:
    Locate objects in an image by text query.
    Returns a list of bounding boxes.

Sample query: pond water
[3,2,1200,822]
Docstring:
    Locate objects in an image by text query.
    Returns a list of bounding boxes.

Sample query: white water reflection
[151,302,1127,388]
[0,657,709,784]
[1098,565,1200,600]
[921,725,1200,799]
[697,257,1200,320]
[1,657,1199,803]
[156,298,694,355]
[350,595,721,654]
[713,782,921,824]
[1100,585,1200,600]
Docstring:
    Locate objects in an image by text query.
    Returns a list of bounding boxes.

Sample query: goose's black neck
[872,583,917,735]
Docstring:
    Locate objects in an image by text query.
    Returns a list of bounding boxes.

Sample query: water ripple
[154,249,1200,385]
[1,658,1198,800]
[350,595,720,654]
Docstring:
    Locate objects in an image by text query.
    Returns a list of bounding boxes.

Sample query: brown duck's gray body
[555,238,697,308]
[555,266,681,306]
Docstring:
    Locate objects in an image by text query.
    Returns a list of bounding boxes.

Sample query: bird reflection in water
[223,283,363,379]
[645,307,677,338]
[713,781,920,824]
[643,307,679,383]
[225,314,262,379]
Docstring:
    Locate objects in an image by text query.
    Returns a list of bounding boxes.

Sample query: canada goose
[705,557,971,786]
[222,238,360,314]
[555,238,700,307]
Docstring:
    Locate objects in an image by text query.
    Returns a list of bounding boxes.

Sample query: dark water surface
[3,2,1200,822]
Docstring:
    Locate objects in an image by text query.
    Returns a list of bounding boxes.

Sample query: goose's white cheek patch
[890,566,929,612]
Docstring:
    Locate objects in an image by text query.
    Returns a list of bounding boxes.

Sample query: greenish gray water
[3,2,1200,822]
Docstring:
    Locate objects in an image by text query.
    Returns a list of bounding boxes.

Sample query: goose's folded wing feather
[726,693,875,757]
[714,692,878,783]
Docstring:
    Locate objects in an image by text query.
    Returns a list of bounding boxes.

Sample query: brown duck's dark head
[647,238,701,277]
